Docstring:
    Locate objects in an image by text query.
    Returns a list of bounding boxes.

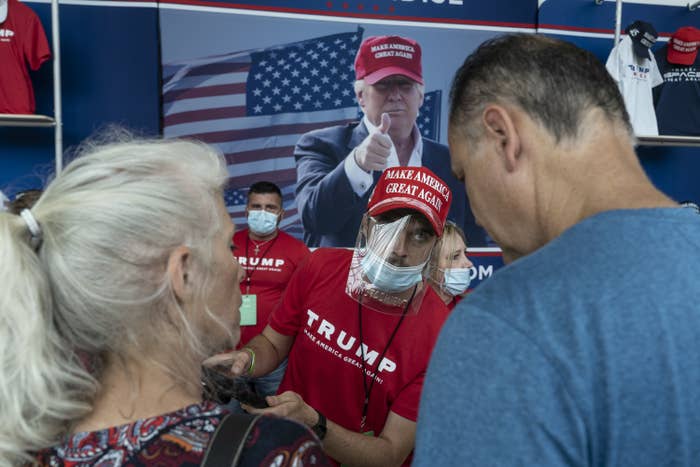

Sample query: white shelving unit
[0,0,63,172]
[638,136,700,147]
[0,113,55,127]
[599,0,700,147]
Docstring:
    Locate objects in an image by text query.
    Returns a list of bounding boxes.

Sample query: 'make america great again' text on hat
[367,166,451,237]
[668,26,700,66]
[354,35,423,85]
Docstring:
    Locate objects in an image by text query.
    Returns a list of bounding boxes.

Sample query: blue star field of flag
[247,31,362,116]
[224,188,248,206]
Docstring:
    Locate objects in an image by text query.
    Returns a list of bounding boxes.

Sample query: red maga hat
[667,26,700,66]
[367,166,452,237]
[354,35,423,85]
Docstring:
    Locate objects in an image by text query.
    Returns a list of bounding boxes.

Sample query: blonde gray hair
[429,221,467,274]
[0,135,230,466]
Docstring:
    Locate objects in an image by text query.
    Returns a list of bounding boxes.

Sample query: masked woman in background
[0,136,329,466]
[428,221,474,311]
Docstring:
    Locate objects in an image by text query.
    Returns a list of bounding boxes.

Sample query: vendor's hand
[243,390,319,427]
[202,350,250,377]
[353,113,393,172]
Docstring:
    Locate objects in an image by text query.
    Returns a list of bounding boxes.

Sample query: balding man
[416,33,700,467]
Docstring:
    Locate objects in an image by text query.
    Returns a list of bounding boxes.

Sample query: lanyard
[357,285,416,432]
[243,234,279,294]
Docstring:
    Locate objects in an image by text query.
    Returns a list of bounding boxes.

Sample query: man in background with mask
[227,181,310,410]
[208,166,452,466]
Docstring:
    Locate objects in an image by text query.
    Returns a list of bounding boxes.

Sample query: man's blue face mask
[247,210,278,236]
[360,248,426,293]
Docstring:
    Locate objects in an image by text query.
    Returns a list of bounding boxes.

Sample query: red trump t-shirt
[0,0,51,114]
[232,228,309,347]
[270,248,450,466]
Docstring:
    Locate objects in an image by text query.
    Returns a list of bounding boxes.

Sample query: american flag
[417,90,441,141]
[162,28,442,239]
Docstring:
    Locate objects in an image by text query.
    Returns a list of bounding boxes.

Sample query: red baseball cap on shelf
[367,166,451,237]
[667,26,700,66]
[354,35,423,85]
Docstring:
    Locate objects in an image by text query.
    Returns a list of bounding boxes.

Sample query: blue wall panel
[164,0,538,26]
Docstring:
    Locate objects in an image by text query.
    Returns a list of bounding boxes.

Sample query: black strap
[201,413,261,467]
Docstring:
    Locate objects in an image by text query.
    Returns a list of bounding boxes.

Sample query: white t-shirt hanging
[0,190,9,212]
[605,35,664,136]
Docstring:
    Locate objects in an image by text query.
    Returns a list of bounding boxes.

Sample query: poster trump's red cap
[367,167,452,237]
[354,35,423,85]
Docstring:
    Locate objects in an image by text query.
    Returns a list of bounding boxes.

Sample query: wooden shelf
[0,114,56,128]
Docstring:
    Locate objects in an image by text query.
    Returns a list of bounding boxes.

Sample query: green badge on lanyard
[240,294,257,326]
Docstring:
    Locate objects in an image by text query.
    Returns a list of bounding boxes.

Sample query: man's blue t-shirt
[415,208,700,467]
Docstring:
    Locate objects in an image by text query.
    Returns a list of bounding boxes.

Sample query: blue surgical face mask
[441,267,472,296]
[247,210,278,236]
[360,248,426,293]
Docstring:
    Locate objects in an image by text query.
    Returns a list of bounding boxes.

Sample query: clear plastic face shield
[346,210,438,315]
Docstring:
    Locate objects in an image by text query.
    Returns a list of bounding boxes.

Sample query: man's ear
[167,245,192,303]
[482,104,521,173]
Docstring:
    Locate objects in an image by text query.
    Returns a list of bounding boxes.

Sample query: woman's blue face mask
[440,267,472,296]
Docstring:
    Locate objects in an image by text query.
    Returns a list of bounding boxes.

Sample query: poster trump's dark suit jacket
[294,121,488,247]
